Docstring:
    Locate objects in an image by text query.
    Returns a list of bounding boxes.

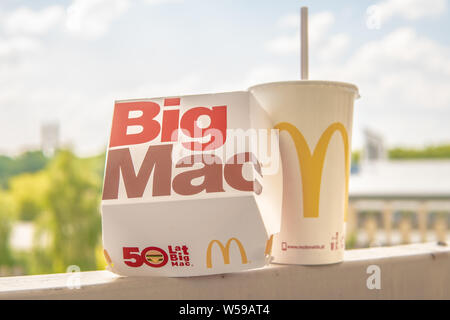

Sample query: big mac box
[101,91,282,277]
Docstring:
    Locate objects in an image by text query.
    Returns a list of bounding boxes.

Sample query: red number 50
[123,247,143,267]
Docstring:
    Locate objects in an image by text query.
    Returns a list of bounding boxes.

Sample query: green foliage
[28,150,103,274]
[345,232,358,250]
[351,150,361,165]
[0,191,15,268]
[389,144,450,159]
[8,173,49,221]
[0,149,105,275]
[0,151,48,189]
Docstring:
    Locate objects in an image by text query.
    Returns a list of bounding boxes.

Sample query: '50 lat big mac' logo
[102,98,262,200]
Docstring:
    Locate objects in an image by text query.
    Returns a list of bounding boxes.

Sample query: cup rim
[248,80,360,99]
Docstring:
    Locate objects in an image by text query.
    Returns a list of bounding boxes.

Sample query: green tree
[351,150,361,165]
[0,191,15,272]
[389,144,450,159]
[29,150,102,274]
[0,156,14,189]
[8,172,49,221]
[14,151,48,173]
[0,151,48,189]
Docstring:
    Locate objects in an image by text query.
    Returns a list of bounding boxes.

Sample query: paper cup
[249,81,359,265]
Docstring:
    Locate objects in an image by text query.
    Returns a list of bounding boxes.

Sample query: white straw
[301,6,309,80]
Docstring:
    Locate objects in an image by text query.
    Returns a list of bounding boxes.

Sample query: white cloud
[371,0,447,25]
[267,11,336,55]
[0,36,41,59]
[266,34,298,55]
[264,12,450,147]
[0,6,64,66]
[314,27,450,108]
[3,6,65,36]
[243,65,288,87]
[309,12,335,46]
[66,0,131,38]
[318,33,350,61]
[277,13,299,29]
[143,0,184,5]
[118,73,204,99]
[1,3,449,155]
[310,27,450,147]
[325,27,450,82]
[267,10,450,111]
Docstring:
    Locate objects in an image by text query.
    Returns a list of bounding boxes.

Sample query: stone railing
[347,200,449,247]
[0,242,449,299]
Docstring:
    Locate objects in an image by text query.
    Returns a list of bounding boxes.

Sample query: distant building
[362,128,387,162]
[41,123,59,157]
[350,159,450,201]
[348,129,450,247]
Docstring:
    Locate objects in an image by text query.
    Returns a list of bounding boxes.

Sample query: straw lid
[248,80,360,99]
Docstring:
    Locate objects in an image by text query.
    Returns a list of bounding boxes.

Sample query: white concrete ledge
[0,242,449,300]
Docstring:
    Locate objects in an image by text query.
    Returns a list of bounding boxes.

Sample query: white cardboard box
[101,91,282,276]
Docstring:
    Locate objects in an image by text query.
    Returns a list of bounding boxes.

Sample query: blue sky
[1,0,449,155]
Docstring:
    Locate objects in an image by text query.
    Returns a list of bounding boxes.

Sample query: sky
[0,0,449,156]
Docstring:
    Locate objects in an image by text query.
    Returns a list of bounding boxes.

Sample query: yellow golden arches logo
[274,122,350,221]
[206,238,248,268]
[265,234,274,256]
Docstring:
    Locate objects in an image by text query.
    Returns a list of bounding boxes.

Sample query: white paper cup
[249,81,359,265]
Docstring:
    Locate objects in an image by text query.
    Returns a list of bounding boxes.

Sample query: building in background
[348,129,450,248]
[362,128,387,163]
[40,123,59,157]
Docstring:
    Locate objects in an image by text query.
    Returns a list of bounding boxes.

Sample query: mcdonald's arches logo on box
[206,237,248,268]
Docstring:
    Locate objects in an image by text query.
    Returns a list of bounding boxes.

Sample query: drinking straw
[301,6,309,80]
